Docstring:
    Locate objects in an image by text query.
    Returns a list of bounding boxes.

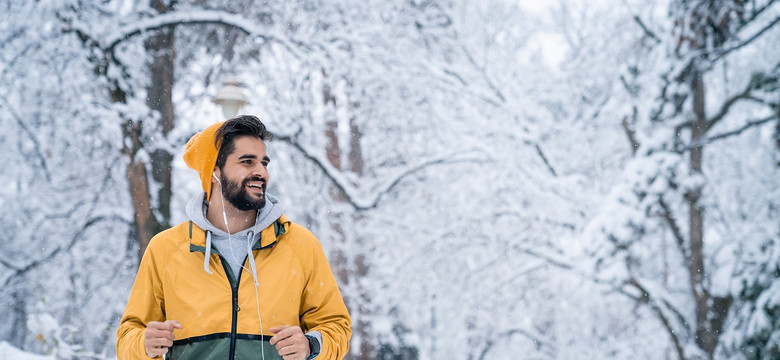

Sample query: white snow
[0,342,54,360]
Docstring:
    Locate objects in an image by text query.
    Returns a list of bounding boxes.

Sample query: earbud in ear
[212,172,221,184]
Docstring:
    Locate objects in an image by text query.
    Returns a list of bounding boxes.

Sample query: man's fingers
[149,320,183,331]
[277,342,299,355]
[269,325,290,334]
[269,325,292,345]
[146,320,182,339]
[147,345,170,357]
[146,328,175,340]
[145,320,181,358]
[268,325,308,360]
[146,337,174,348]
[147,321,165,329]
[165,319,184,330]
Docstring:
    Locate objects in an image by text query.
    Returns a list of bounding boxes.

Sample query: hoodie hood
[186,191,284,239]
[186,191,284,280]
[182,121,224,202]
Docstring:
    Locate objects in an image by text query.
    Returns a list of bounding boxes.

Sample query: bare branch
[97,10,306,59]
[626,278,687,358]
[742,0,779,26]
[457,43,507,104]
[706,85,754,130]
[0,42,39,80]
[514,246,573,270]
[626,277,689,334]
[477,327,556,360]
[367,155,481,208]
[633,15,661,44]
[711,15,780,62]
[0,96,52,182]
[683,115,776,151]
[658,198,688,264]
[622,116,640,155]
[0,257,20,271]
[1,215,129,289]
[534,143,558,177]
[273,131,484,210]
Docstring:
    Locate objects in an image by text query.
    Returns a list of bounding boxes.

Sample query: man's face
[217,136,270,212]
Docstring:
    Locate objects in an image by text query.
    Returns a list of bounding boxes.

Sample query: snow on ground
[0,341,54,360]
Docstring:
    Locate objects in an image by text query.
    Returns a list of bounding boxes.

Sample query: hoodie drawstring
[204,231,214,274]
[246,231,260,287]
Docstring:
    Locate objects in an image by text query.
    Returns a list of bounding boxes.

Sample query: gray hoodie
[185,192,284,280]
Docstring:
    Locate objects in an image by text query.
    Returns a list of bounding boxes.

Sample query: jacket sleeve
[298,233,352,360]
[116,240,167,360]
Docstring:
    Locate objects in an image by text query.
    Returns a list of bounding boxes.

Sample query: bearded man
[116,115,351,360]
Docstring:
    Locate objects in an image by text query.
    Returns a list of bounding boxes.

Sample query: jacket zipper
[220,257,242,360]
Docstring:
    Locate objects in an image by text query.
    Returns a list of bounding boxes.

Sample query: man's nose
[250,164,267,178]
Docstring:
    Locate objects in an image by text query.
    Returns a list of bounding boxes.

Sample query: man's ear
[211,168,221,183]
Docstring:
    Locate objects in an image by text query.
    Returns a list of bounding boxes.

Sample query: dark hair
[215,115,272,168]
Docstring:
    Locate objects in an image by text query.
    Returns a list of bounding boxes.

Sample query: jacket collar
[188,214,290,253]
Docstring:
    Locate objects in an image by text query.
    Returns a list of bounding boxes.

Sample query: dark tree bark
[664,2,747,358]
[146,0,177,243]
[320,70,376,360]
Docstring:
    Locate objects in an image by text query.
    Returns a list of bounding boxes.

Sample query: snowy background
[1,0,779,359]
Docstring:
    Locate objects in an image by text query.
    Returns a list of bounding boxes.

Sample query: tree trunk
[349,115,364,176]
[687,65,732,360]
[106,62,161,262]
[775,114,780,155]
[11,289,27,349]
[321,74,376,360]
[146,0,176,235]
[687,69,712,358]
[128,160,159,261]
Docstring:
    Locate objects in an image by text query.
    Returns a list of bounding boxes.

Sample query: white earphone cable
[213,172,266,360]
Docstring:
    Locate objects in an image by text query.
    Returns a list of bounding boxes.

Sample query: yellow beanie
[183,121,225,202]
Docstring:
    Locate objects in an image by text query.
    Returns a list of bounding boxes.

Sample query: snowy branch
[534,143,558,177]
[633,15,661,44]
[625,278,687,358]
[515,246,573,270]
[0,215,129,289]
[706,83,755,131]
[0,256,19,271]
[476,327,556,360]
[621,116,640,155]
[711,13,780,62]
[0,96,51,182]
[274,131,484,210]
[658,198,688,263]
[99,10,305,58]
[459,44,507,104]
[683,115,777,151]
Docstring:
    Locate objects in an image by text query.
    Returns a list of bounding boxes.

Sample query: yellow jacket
[116,215,351,359]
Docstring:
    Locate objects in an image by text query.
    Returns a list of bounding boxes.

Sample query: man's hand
[144,320,183,358]
[270,325,311,360]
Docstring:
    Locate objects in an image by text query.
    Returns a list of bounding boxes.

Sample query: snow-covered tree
[586,0,780,359]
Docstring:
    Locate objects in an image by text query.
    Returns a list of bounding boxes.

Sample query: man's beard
[220,174,266,211]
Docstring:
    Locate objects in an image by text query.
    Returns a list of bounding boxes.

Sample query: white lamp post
[212,77,249,119]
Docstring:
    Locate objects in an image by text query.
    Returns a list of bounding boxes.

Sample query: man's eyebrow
[237,154,270,162]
